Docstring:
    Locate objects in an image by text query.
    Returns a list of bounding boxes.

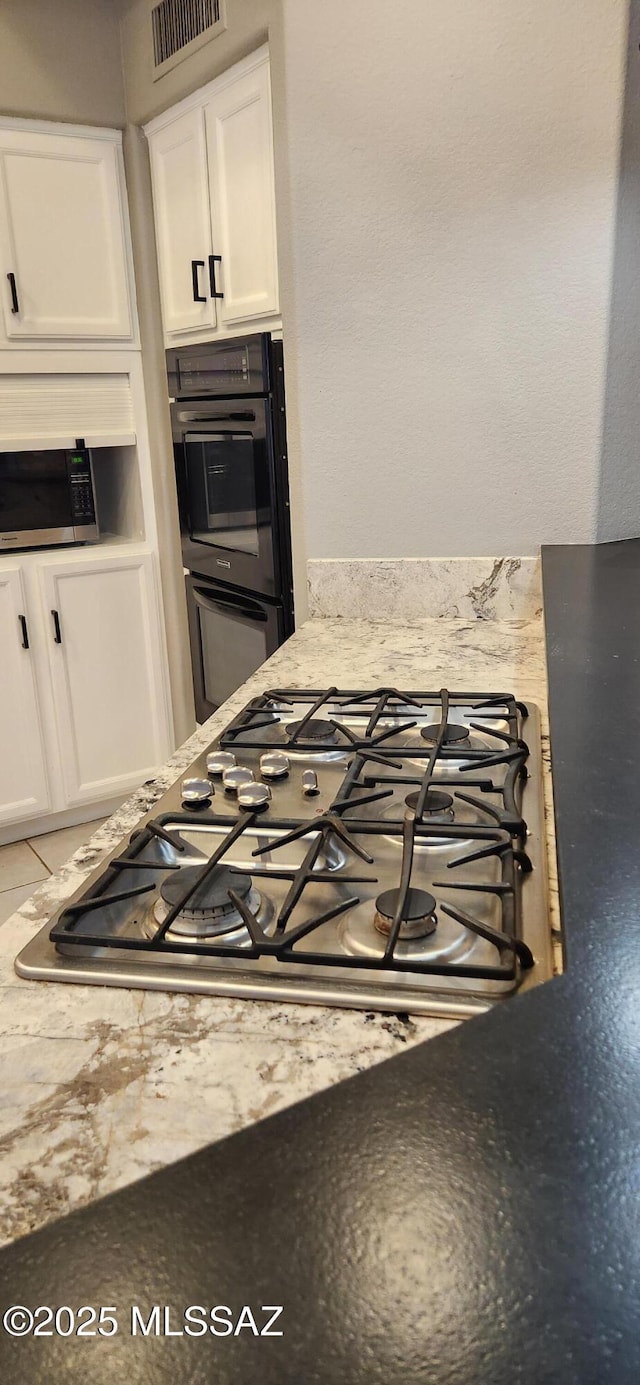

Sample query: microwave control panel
[67,451,96,523]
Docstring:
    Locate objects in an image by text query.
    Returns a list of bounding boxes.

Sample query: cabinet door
[148,108,217,339]
[0,130,132,340]
[0,568,50,825]
[205,58,279,326]
[37,554,170,808]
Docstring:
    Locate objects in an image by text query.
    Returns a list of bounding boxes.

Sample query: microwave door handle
[192,588,268,623]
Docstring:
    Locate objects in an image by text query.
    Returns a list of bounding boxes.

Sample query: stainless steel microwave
[0,446,98,551]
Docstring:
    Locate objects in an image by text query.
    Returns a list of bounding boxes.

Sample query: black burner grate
[50,808,533,985]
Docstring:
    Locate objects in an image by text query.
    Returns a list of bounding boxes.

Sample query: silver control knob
[302,769,320,796]
[260,751,290,780]
[237,782,272,811]
[222,765,255,794]
[207,750,237,777]
[181,777,214,806]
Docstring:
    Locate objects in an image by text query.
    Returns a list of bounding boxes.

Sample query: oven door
[186,576,284,722]
[174,399,280,598]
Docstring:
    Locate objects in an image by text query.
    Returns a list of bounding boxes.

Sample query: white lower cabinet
[0,567,50,824]
[36,552,170,807]
[0,549,172,828]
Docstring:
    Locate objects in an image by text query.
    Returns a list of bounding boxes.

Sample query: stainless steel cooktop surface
[16,687,553,1017]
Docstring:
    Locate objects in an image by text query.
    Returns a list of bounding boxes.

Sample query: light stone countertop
[0,615,559,1246]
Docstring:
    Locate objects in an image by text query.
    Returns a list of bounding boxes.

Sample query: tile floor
[0,819,106,926]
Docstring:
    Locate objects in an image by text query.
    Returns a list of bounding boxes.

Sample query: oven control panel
[167,335,267,399]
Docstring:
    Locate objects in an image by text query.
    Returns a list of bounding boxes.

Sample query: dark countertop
[3,538,640,1384]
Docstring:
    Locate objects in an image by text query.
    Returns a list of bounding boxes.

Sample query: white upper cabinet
[0,567,50,825]
[204,57,279,326]
[146,47,279,345]
[149,107,218,338]
[0,124,134,343]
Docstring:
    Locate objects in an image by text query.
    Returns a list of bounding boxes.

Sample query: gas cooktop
[16,687,554,1017]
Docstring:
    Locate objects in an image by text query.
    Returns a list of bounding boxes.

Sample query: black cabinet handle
[7,272,19,314]
[208,255,224,299]
[51,609,62,644]
[191,260,206,303]
[18,614,29,649]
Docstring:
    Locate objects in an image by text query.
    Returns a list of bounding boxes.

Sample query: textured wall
[280,0,628,558]
[0,0,125,127]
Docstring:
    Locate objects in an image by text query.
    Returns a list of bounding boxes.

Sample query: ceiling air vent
[151,0,226,79]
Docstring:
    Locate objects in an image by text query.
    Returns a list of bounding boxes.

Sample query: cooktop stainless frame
[15,703,553,1018]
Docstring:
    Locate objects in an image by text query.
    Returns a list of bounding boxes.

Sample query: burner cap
[404,789,454,815]
[160,865,251,914]
[285,717,337,743]
[374,886,437,940]
[420,722,470,745]
[376,886,437,921]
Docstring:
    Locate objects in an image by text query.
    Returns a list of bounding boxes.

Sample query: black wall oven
[169,334,294,722]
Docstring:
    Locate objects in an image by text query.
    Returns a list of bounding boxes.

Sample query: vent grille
[152,0,223,70]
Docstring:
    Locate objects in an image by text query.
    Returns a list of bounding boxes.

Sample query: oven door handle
[178,412,257,425]
[192,587,268,623]
[185,432,249,443]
